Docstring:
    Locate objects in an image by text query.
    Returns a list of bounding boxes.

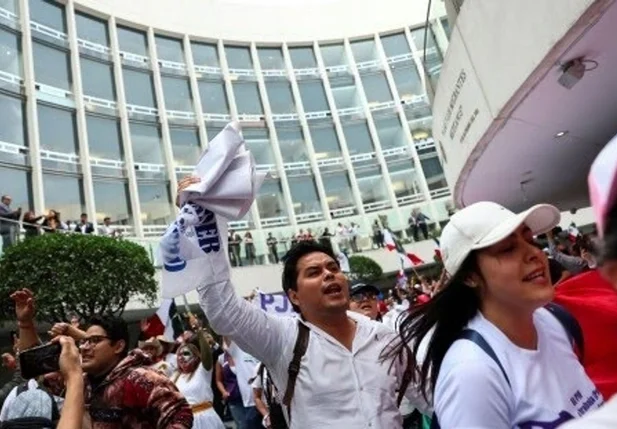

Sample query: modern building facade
[0,0,454,265]
[433,0,616,219]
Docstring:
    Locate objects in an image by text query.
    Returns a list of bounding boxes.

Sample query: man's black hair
[281,241,338,312]
[88,315,130,358]
[81,213,87,217]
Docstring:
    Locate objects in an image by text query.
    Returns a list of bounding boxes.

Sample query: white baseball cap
[440,202,561,277]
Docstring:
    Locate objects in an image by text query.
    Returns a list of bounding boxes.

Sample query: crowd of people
[0,194,121,252]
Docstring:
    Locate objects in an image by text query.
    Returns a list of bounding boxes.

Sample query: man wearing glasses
[12,289,193,429]
[348,282,381,321]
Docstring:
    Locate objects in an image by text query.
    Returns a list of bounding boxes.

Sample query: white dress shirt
[198,280,430,429]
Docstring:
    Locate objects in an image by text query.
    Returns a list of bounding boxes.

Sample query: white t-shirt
[435,308,602,428]
[560,395,617,428]
[227,341,259,407]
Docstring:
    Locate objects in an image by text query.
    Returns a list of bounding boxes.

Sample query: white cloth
[434,308,602,428]
[198,279,430,429]
[159,121,266,298]
[226,341,259,408]
[560,395,617,428]
[174,365,225,429]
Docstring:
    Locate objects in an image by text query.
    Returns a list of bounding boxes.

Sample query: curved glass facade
[0,0,453,263]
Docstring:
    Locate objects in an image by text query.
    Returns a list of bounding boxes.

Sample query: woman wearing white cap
[385,201,602,428]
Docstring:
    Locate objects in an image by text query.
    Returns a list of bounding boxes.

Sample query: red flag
[407,252,424,266]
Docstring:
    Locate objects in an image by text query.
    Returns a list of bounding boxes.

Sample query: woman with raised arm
[386,201,602,428]
[172,323,225,429]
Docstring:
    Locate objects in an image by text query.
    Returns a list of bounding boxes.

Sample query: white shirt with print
[435,308,602,428]
[560,395,617,428]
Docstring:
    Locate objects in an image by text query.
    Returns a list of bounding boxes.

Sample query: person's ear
[287,289,300,309]
[113,340,126,356]
[464,272,482,289]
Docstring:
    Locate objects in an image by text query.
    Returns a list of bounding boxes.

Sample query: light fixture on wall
[554,130,569,138]
[557,57,599,90]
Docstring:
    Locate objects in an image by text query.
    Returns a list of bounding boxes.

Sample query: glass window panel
[80,57,115,100]
[356,166,388,204]
[421,152,446,184]
[265,81,295,114]
[33,43,71,90]
[298,81,328,112]
[191,42,219,67]
[375,116,405,149]
[29,0,66,32]
[75,12,108,46]
[381,33,411,57]
[288,177,321,215]
[198,80,229,115]
[206,126,222,142]
[93,180,132,224]
[0,0,18,14]
[38,105,77,153]
[411,26,438,52]
[42,173,85,221]
[232,82,263,115]
[309,124,341,158]
[122,68,156,107]
[86,115,122,160]
[277,127,306,163]
[155,35,184,63]
[409,117,433,142]
[320,44,347,67]
[129,122,164,164]
[329,76,358,109]
[243,128,274,165]
[390,168,421,198]
[138,182,173,225]
[161,76,192,111]
[323,172,353,209]
[289,46,316,69]
[225,46,252,69]
[257,47,284,70]
[117,26,148,56]
[342,122,374,154]
[0,28,22,76]
[0,166,32,211]
[441,18,451,39]
[361,73,392,103]
[0,94,26,146]
[170,127,200,166]
[391,65,423,99]
[257,180,287,219]
[351,39,376,63]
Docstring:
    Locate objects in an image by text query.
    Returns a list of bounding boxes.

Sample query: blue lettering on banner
[162,227,187,272]
[194,207,220,254]
[260,293,292,315]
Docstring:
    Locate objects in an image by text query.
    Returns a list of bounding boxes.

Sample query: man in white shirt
[99,217,118,237]
[198,240,429,428]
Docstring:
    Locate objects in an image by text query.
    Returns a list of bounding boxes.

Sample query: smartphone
[19,342,61,379]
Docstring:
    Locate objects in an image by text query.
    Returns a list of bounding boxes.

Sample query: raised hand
[10,288,35,323]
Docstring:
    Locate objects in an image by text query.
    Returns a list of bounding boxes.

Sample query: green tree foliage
[348,254,383,282]
[0,234,157,324]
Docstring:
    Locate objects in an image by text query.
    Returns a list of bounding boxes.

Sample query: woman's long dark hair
[382,255,480,400]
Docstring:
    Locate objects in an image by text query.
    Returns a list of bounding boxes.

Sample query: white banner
[253,292,296,318]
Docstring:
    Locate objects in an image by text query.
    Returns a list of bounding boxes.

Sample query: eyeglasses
[78,335,110,348]
[350,292,377,303]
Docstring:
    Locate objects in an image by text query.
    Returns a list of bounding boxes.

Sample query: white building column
[109,16,144,237]
[19,0,44,213]
[66,0,96,226]
[312,41,365,218]
[218,41,262,230]
[250,43,297,229]
[282,43,331,222]
[147,29,179,204]
[183,35,209,151]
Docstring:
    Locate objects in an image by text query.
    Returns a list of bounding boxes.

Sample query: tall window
[289,46,316,69]
[161,76,192,111]
[138,182,173,224]
[0,29,22,77]
[257,47,284,70]
[225,46,252,69]
[80,58,115,100]
[323,172,354,209]
[191,42,219,67]
[170,127,200,166]
[298,81,328,112]
[265,81,295,114]
[361,73,393,104]
[122,69,156,107]
[29,0,66,32]
[75,12,109,46]
[117,26,148,56]
[42,173,85,221]
[257,180,287,219]
[342,122,374,154]
[86,115,123,160]
[233,82,263,115]
[277,127,306,163]
[155,35,184,63]
[309,124,341,158]
[38,105,77,154]
[0,94,26,147]
[198,80,229,115]
[288,177,321,215]
[351,39,376,63]
[129,122,164,164]
[0,166,32,210]
[93,180,132,224]
[33,43,71,90]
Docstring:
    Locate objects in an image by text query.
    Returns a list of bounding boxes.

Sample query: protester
[387,202,601,427]
[215,346,245,428]
[171,328,225,428]
[348,281,381,320]
[12,289,194,428]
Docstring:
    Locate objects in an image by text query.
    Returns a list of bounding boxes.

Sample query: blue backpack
[430,303,584,429]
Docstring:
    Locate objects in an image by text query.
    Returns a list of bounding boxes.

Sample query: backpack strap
[282,321,310,419]
[544,302,584,361]
[458,329,510,386]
